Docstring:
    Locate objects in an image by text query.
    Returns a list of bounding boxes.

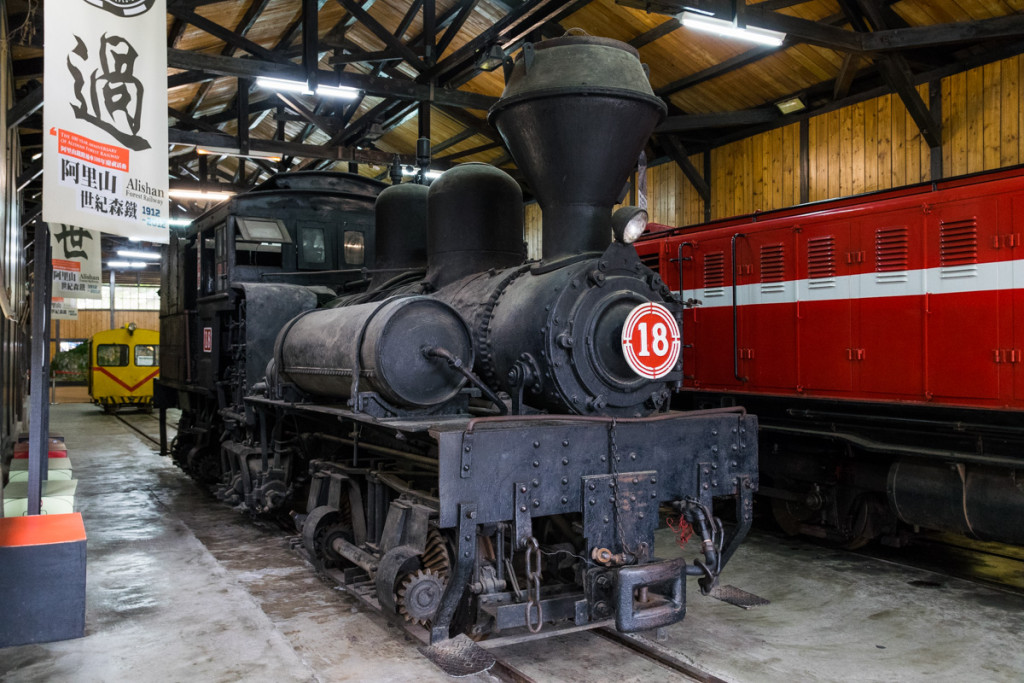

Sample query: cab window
[135,344,159,367]
[298,226,329,269]
[97,344,129,367]
[343,230,365,265]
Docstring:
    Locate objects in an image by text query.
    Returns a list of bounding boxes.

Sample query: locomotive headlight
[612,206,648,244]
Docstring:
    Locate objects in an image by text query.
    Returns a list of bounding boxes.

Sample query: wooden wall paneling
[892,93,907,188]
[906,86,924,185]
[749,134,762,213]
[852,103,866,195]
[983,61,1002,171]
[966,66,984,174]
[1001,56,1019,168]
[807,115,817,201]
[634,54,1024,228]
[828,110,841,199]
[864,97,878,192]
[949,71,967,176]
[942,75,952,177]
[838,106,851,196]
[811,113,819,200]
[878,94,893,192]
[783,124,795,206]
[52,311,160,346]
[767,129,777,209]
[524,202,542,261]
[1019,53,1024,164]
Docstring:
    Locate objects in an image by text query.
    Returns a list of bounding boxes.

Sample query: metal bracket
[581,471,658,557]
[698,462,714,509]
[430,503,477,644]
[513,481,532,550]
[460,432,473,479]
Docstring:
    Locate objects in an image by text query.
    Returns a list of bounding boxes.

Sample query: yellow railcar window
[135,344,159,367]
[97,344,129,367]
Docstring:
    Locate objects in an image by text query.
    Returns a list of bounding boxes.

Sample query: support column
[27,224,52,514]
[109,269,115,330]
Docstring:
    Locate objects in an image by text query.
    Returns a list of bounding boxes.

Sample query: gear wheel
[398,569,447,625]
[421,527,451,575]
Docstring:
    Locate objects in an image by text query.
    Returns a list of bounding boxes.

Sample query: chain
[525,535,543,633]
[607,420,639,561]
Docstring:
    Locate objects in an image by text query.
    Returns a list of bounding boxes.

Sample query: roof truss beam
[335,0,429,72]
[166,48,496,110]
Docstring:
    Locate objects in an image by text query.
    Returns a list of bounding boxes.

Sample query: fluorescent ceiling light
[168,189,236,201]
[167,218,192,227]
[107,261,148,269]
[402,167,442,180]
[775,96,805,115]
[256,76,360,100]
[117,249,161,260]
[679,11,785,47]
[197,146,282,163]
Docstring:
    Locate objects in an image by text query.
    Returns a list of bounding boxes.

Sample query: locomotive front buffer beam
[430,409,758,643]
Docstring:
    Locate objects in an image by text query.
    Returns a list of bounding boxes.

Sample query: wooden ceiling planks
[8,0,1024,201]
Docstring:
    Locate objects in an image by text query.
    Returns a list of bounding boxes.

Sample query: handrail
[731,233,748,383]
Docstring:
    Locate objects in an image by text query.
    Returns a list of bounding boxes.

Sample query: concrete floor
[0,405,470,683]
[1,403,1022,682]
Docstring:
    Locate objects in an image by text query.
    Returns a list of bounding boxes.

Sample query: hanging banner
[51,225,102,299]
[51,298,79,321]
[43,0,169,243]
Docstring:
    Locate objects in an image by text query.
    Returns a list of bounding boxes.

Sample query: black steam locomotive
[158,36,758,648]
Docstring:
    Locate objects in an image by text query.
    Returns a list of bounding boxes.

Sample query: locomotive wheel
[302,506,352,571]
[842,495,884,550]
[771,496,815,536]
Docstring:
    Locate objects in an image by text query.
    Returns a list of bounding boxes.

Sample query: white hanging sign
[51,298,79,321]
[51,225,102,299]
[43,0,169,243]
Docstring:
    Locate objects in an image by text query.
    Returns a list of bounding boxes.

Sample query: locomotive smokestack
[488,36,666,261]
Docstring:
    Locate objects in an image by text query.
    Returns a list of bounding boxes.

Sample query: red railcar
[637,167,1024,548]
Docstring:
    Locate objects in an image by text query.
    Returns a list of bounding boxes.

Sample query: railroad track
[114,410,176,450]
[479,627,726,683]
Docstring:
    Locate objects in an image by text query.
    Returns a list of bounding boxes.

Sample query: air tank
[488,36,667,260]
[277,296,473,408]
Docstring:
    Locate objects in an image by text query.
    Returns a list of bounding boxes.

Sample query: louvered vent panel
[940,219,978,267]
[639,251,660,273]
[703,251,724,297]
[807,236,835,279]
[875,226,909,272]
[760,244,785,294]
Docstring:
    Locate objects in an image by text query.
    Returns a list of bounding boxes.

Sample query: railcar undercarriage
[224,397,758,643]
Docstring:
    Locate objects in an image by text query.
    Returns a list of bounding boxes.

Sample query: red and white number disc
[621,303,680,379]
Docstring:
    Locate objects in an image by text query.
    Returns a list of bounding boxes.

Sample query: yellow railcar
[88,323,160,413]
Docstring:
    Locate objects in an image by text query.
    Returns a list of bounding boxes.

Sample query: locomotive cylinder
[426,163,525,289]
[488,36,667,260]
[277,296,473,408]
